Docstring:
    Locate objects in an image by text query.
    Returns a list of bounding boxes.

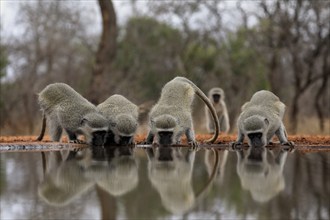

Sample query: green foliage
[115,16,183,100]
[0,156,5,196]
[0,44,7,79]
[0,44,8,110]
[223,28,269,90]
[183,41,218,73]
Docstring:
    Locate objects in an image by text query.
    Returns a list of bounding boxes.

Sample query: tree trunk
[314,52,329,132]
[289,91,300,134]
[88,0,117,104]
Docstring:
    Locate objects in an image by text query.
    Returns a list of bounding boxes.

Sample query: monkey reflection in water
[146,146,196,214]
[38,147,138,206]
[38,150,94,206]
[235,146,289,203]
[85,146,138,197]
[204,149,229,185]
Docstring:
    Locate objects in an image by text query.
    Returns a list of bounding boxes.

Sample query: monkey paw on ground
[281,141,295,152]
[188,141,200,151]
[69,139,87,144]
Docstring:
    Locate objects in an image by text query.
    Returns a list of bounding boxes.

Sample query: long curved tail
[36,112,46,141]
[174,77,219,143]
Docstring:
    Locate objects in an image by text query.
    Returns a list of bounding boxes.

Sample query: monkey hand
[188,141,200,151]
[141,140,151,145]
[230,142,243,151]
[281,141,295,152]
[69,139,87,145]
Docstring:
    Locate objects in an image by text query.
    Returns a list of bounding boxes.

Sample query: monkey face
[158,131,174,145]
[247,132,267,148]
[80,113,109,146]
[91,130,107,146]
[212,94,221,103]
[104,130,116,145]
[118,135,134,145]
[243,116,269,148]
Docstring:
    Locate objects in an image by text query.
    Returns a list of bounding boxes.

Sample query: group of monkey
[36,76,294,149]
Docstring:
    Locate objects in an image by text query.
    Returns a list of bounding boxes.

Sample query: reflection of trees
[0,153,91,219]
[0,156,6,196]
[0,149,329,219]
[96,185,116,220]
[288,153,329,219]
[203,150,329,219]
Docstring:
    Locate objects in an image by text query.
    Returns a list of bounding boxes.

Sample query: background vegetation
[0,0,329,135]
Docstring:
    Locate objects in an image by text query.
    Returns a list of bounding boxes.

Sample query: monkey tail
[41,152,47,176]
[36,112,46,141]
[174,77,220,143]
[187,148,219,213]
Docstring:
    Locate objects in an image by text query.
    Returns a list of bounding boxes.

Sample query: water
[0,146,329,220]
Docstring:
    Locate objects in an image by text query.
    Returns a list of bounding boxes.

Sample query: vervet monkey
[146,147,196,214]
[97,94,139,145]
[38,149,94,206]
[146,77,219,146]
[205,87,230,134]
[232,90,294,148]
[37,83,108,146]
[236,146,289,203]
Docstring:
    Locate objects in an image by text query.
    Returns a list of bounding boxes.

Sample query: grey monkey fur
[97,94,139,145]
[37,83,108,146]
[233,90,293,148]
[146,76,219,145]
[205,87,230,134]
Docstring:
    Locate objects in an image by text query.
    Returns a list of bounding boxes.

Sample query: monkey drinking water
[37,83,108,146]
[146,77,219,146]
[232,90,294,149]
[97,94,139,145]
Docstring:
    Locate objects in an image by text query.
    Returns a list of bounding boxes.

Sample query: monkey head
[243,115,269,148]
[152,114,178,145]
[113,114,138,145]
[212,93,221,103]
[79,113,108,146]
[208,88,224,104]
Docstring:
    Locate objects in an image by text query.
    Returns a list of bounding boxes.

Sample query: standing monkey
[146,77,219,146]
[205,87,230,134]
[37,83,108,146]
[232,90,294,149]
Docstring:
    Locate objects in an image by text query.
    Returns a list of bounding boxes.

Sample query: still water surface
[0,146,329,220]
